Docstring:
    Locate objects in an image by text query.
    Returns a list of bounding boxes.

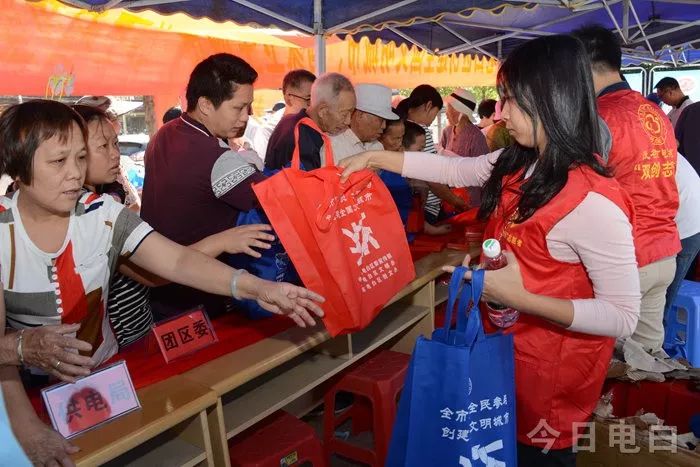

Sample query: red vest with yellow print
[598,89,680,267]
[482,164,633,449]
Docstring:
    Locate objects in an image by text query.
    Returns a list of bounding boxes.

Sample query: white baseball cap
[355,84,400,121]
[445,88,478,124]
[76,95,112,110]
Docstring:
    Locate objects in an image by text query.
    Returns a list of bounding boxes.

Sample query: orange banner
[327,37,498,88]
[0,0,497,99]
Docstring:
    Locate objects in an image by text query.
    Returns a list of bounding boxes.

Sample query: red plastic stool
[323,350,410,466]
[229,411,325,466]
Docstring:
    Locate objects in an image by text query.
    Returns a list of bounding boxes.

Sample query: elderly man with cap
[76,95,111,111]
[439,88,489,158]
[325,83,399,163]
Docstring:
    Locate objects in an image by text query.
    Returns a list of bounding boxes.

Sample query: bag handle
[433,266,470,344]
[291,117,335,170]
[449,282,476,346]
[462,268,487,346]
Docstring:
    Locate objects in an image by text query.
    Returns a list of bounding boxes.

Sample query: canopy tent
[2,0,497,97]
[1,0,303,94]
[60,0,700,67]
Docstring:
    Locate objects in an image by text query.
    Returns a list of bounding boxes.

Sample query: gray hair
[310,72,354,107]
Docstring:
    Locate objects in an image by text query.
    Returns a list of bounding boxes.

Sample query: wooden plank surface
[386,248,471,306]
[221,305,429,437]
[184,326,331,395]
[184,249,472,396]
[72,376,217,466]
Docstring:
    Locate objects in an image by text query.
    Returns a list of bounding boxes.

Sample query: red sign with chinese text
[152,308,218,363]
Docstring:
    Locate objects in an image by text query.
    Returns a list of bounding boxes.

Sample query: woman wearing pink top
[439,88,489,158]
[440,89,490,207]
[341,35,640,466]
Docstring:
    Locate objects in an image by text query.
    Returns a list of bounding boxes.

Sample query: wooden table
[70,248,474,466]
[183,248,470,466]
[72,376,217,467]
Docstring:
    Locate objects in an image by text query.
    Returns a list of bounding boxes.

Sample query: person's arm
[549,193,640,337]
[1,366,79,466]
[119,224,274,287]
[127,232,324,328]
[444,192,640,336]
[119,171,142,212]
[188,224,274,258]
[339,149,501,186]
[0,281,93,380]
[107,198,322,327]
[446,252,578,328]
[424,222,452,236]
[212,150,266,212]
[403,150,501,187]
[426,182,467,210]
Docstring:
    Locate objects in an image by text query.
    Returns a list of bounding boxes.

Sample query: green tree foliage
[398,86,498,101]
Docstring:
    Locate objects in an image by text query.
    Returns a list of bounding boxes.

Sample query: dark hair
[478,99,497,119]
[571,25,622,72]
[402,120,425,149]
[162,107,183,124]
[0,100,87,185]
[396,85,443,119]
[185,53,258,112]
[479,35,609,223]
[385,110,404,130]
[655,77,680,91]
[72,104,110,125]
[282,69,317,93]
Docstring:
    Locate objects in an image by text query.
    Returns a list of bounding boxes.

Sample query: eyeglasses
[287,93,311,103]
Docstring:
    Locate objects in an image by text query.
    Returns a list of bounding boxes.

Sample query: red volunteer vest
[482,165,633,449]
[598,89,680,267]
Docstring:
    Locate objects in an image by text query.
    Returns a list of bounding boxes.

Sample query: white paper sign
[41,360,140,439]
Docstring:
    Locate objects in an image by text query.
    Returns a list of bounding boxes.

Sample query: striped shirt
[0,191,153,364]
[106,273,153,347]
[91,188,153,348]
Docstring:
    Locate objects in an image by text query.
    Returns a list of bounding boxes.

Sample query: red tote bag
[253,118,416,335]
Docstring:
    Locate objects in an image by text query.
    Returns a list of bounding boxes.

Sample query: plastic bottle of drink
[482,238,520,328]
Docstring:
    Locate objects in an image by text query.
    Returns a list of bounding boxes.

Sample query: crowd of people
[0,21,698,467]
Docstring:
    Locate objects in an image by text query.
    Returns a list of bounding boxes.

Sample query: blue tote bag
[229,166,301,319]
[387,268,517,466]
[229,125,333,319]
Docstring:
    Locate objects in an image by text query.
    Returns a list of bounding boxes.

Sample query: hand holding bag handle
[433,266,471,345]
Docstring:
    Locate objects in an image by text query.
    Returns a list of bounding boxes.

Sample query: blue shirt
[0,390,31,466]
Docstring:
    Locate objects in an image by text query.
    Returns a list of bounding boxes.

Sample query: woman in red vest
[340,35,641,466]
